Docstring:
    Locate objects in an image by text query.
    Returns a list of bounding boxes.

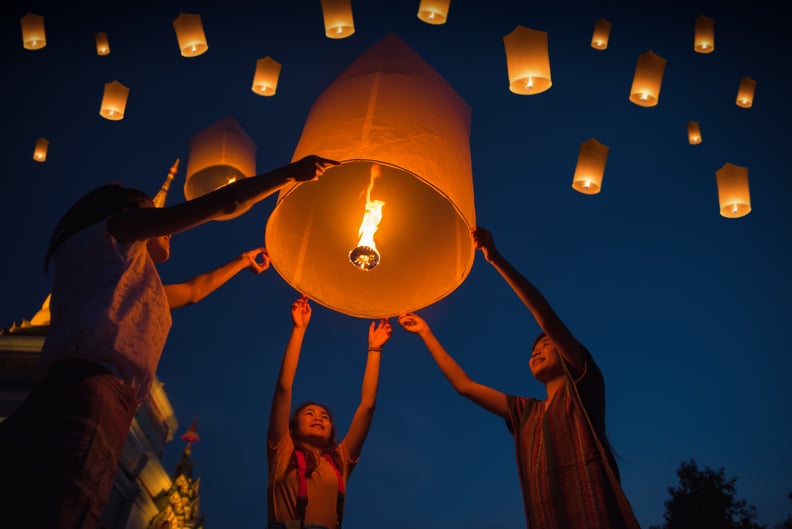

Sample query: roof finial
[152,158,180,208]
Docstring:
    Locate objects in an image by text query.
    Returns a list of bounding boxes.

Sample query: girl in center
[267,295,392,529]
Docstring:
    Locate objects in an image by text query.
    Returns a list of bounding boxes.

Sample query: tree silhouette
[649,459,766,529]
[775,492,792,529]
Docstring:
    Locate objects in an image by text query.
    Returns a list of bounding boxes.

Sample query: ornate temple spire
[152,159,180,208]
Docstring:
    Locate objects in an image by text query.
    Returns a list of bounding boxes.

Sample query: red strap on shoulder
[323,453,345,494]
[295,449,308,498]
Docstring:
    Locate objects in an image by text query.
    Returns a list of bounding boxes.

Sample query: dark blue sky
[2,2,790,528]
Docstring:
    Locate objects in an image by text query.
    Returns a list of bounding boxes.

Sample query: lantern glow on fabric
[95,32,110,55]
[20,13,46,50]
[183,116,256,221]
[173,13,208,57]
[417,0,451,25]
[251,57,282,96]
[591,19,611,50]
[694,15,715,53]
[320,0,355,39]
[629,50,666,107]
[715,163,751,218]
[736,76,757,108]
[265,33,476,319]
[33,138,49,162]
[687,121,702,144]
[503,26,552,95]
[99,81,129,121]
[572,138,609,195]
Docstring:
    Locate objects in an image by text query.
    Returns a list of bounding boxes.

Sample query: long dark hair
[289,401,343,476]
[44,183,151,271]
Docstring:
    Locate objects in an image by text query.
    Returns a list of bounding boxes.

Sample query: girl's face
[293,404,333,445]
[529,335,563,382]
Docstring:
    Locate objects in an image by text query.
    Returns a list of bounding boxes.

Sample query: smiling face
[291,403,335,447]
[529,334,564,383]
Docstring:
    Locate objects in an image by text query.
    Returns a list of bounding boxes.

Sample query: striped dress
[506,349,641,529]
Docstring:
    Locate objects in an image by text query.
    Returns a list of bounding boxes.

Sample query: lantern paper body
[33,138,49,162]
[173,13,208,57]
[95,32,110,55]
[687,121,702,144]
[184,116,256,221]
[572,138,609,195]
[99,81,129,121]
[629,50,666,107]
[320,0,355,39]
[251,56,282,96]
[591,18,611,50]
[266,33,476,319]
[20,13,46,50]
[736,76,756,108]
[503,26,552,95]
[694,15,715,53]
[715,163,751,218]
[417,0,451,25]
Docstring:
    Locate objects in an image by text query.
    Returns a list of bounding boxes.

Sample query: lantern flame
[349,164,385,271]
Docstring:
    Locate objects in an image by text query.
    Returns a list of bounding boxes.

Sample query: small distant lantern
[694,15,715,53]
[33,138,49,162]
[184,115,257,221]
[590,18,611,50]
[320,0,355,39]
[715,163,751,218]
[687,121,702,145]
[20,13,46,50]
[417,0,451,25]
[736,76,756,108]
[99,80,130,121]
[251,56,282,96]
[95,32,110,55]
[629,50,666,107]
[503,26,552,95]
[571,138,609,195]
[172,13,208,57]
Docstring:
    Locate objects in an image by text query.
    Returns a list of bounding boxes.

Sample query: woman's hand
[368,318,393,349]
[242,247,270,274]
[291,295,311,328]
[397,313,428,335]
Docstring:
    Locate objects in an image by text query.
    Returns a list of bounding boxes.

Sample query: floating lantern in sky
[629,50,666,107]
[33,138,49,162]
[95,32,110,55]
[687,121,702,144]
[265,33,476,319]
[320,0,355,39]
[503,26,552,95]
[571,138,609,195]
[694,15,715,53]
[736,76,756,108]
[715,163,751,218]
[172,13,208,57]
[590,18,611,50]
[20,13,46,50]
[417,0,451,25]
[251,56,282,96]
[99,80,129,121]
[184,116,256,221]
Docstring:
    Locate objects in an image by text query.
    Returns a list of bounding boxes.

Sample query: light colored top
[38,220,172,403]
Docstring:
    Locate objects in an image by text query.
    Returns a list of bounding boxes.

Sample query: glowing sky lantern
[503,26,552,95]
[320,0,355,39]
[417,0,451,25]
[20,13,46,50]
[736,76,757,108]
[715,163,751,218]
[571,138,609,195]
[687,121,702,145]
[172,13,208,57]
[33,138,49,162]
[99,80,129,121]
[183,116,256,221]
[590,18,611,50]
[95,32,110,55]
[265,33,475,319]
[251,56,282,96]
[694,15,715,53]
[629,50,666,107]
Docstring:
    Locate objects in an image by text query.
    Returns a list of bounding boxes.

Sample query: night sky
[2,2,791,528]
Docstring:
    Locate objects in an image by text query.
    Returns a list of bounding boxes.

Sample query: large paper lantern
[571,138,609,195]
[320,0,355,39]
[99,81,129,121]
[184,116,256,221]
[591,18,611,50]
[20,13,46,50]
[33,137,49,162]
[265,33,475,319]
[503,26,552,95]
[251,56,282,96]
[715,163,751,218]
[694,15,715,53]
[173,13,208,57]
[417,0,451,25]
[629,50,666,107]
[687,121,702,144]
[95,32,110,55]
[736,76,756,108]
